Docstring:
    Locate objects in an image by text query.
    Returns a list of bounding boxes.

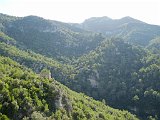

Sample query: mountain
[0,13,18,31]
[79,16,142,32]
[0,13,160,120]
[74,16,160,46]
[0,32,77,83]
[147,37,160,55]
[69,38,160,119]
[0,56,139,120]
[1,30,159,120]
[0,13,105,61]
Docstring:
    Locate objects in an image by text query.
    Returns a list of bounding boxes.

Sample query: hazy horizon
[0,0,159,25]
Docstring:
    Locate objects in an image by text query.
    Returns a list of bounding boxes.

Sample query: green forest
[0,13,160,120]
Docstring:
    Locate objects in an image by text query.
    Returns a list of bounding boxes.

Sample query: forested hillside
[147,37,160,55]
[71,38,160,119]
[74,16,160,46]
[0,13,160,120]
[0,56,139,120]
[0,13,105,60]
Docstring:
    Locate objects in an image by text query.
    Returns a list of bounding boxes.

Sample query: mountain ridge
[73,16,160,46]
[0,13,160,120]
[2,14,106,60]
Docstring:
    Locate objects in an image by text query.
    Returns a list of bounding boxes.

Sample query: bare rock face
[54,90,72,113]
[63,96,72,113]
[40,72,51,79]
[40,69,51,79]
[88,77,99,88]
[55,90,63,109]
[88,70,99,88]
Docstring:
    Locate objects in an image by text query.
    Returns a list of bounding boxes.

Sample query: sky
[0,0,160,25]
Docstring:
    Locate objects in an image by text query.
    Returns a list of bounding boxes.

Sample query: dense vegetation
[0,56,138,120]
[0,13,160,120]
[147,37,160,55]
[1,14,105,60]
[74,16,160,46]
[71,38,160,119]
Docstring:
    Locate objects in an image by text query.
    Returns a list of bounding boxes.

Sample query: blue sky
[0,0,159,25]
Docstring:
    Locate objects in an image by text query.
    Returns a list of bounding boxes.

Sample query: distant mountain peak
[24,15,44,20]
[98,16,112,20]
[83,16,112,23]
[120,16,143,23]
[122,16,134,19]
[83,16,144,24]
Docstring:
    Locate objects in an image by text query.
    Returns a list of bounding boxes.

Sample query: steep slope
[0,32,78,84]
[0,56,139,120]
[0,32,159,119]
[0,13,160,120]
[0,41,75,81]
[75,16,160,46]
[69,38,160,119]
[0,14,105,60]
[147,37,160,55]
